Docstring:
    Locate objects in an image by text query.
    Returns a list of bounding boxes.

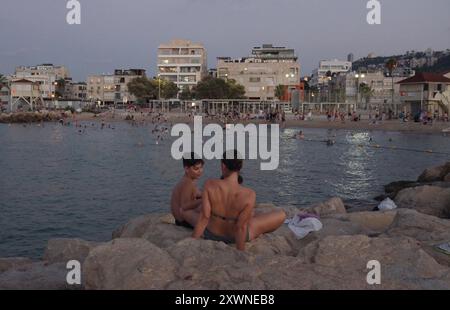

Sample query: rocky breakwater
[381,162,450,219]
[1,164,450,290]
[0,112,65,124]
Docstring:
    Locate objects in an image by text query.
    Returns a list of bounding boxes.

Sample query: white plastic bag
[378,197,397,211]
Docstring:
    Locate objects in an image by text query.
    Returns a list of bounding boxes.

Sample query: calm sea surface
[1,121,449,258]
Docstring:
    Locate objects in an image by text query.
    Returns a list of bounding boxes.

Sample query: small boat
[443,128,450,133]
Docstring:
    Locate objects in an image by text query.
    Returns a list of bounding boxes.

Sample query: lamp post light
[51,93,56,110]
[157,74,161,102]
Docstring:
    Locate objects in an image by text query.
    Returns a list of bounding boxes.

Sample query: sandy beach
[83,111,450,134]
[2,111,450,134]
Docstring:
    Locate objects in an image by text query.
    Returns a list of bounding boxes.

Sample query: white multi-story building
[216,44,301,100]
[14,64,70,99]
[157,39,207,93]
[311,59,352,87]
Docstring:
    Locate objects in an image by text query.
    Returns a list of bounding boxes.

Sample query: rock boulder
[395,186,450,218]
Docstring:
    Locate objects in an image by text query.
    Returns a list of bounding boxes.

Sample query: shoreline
[1,111,450,135]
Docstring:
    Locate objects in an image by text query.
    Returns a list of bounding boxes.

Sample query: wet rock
[418,162,450,183]
[374,194,393,202]
[43,238,100,264]
[395,186,450,218]
[384,180,418,194]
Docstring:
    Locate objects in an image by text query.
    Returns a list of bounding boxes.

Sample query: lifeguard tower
[10,79,45,112]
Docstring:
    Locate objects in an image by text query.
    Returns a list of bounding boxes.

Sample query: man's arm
[192,183,212,239]
[235,192,256,251]
[179,183,202,212]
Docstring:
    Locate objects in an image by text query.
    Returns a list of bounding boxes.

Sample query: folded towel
[286,214,323,239]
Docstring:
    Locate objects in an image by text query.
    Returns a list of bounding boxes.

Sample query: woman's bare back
[204,179,255,237]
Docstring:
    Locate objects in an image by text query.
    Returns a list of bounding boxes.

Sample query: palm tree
[359,83,374,110]
[385,58,398,113]
[275,85,286,101]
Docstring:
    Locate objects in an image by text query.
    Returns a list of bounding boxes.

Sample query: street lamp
[157,74,161,101]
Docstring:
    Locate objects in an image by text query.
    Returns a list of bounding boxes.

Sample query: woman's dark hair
[221,150,244,184]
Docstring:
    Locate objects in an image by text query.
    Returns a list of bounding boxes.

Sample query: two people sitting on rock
[171,150,286,251]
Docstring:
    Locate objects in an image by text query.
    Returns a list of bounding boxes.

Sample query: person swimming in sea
[293,130,305,140]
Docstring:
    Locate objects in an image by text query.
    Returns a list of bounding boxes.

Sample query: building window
[437,84,442,91]
[424,84,429,91]
[159,49,171,55]
[249,77,261,83]
[160,67,177,73]
[179,76,196,83]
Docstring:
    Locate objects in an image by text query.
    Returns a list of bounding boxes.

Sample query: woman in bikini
[186,150,286,251]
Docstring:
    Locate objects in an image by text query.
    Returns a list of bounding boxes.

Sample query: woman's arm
[235,191,256,251]
[192,183,212,239]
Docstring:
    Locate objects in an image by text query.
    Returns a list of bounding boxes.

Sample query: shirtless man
[187,150,286,251]
[170,153,204,229]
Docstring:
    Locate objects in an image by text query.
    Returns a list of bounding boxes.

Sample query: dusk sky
[1,0,449,81]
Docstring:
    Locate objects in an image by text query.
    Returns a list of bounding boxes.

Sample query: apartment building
[332,70,411,105]
[87,69,146,104]
[13,64,70,99]
[216,44,301,100]
[311,59,352,87]
[157,39,207,92]
[66,82,88,101]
